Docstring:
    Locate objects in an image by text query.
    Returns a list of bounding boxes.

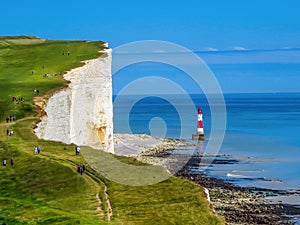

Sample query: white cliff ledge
[35,47,114,153]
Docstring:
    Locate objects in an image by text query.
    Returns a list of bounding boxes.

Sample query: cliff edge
[35,46,114,153]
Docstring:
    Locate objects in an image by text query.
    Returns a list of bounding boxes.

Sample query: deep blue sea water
[113,93,300,199]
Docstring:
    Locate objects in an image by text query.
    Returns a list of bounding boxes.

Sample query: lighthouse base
[192,134,205,141]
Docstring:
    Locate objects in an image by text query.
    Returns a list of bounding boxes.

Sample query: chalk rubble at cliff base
[114,133,195,167]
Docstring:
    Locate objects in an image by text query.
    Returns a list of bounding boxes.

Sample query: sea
[114,93,300,195]
[112,48,300,210]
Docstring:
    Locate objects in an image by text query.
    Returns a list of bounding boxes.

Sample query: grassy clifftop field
[0,36,104,122]
[0,36,224,225]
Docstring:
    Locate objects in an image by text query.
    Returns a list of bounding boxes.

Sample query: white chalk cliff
[35,47,114,153]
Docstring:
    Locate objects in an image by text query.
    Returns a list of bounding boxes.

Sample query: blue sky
[1,0,300,93]
[1,0,300,50]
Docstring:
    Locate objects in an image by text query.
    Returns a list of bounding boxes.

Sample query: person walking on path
[3,159,6,167]
[10,158,14,166]
[79,166,83,175]
[75,146,80,155]
[37,146,41,154]
[34,146,38,154]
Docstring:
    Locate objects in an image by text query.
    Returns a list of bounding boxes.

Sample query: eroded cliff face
[35,48,114,153]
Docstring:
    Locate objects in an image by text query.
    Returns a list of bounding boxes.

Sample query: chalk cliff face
[35,47,114,153]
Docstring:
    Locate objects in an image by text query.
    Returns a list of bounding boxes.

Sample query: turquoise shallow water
[114,93,300,195]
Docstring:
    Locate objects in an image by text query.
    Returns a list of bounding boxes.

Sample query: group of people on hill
[75,146,86,175]
[77,163,86,175]
[2,158,14,167]
[43,73,52,78]
[31,65,58,78]
[43,72,61,78]
[12,96,24,104]
[6,129,14,136]
[32,89,40,94]
[5,113,15,137]
[5,114,15,123]
[62,50,71,55]
[34,146,41,154]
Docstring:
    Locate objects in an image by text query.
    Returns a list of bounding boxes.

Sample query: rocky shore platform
[115,134,300,224]
[176,157,300,225]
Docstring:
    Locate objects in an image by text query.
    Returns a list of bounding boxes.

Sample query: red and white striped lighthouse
[192,107,205,140]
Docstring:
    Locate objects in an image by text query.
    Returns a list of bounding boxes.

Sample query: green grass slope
[0,36,224,225]
[0,37,104,121]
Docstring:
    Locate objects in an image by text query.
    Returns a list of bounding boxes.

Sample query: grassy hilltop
[0,36,224,225]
